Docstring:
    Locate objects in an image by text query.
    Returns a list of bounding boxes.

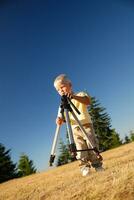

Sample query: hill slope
[0,142,134,200]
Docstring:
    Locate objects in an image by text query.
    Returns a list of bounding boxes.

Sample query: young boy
[54,74,104,176]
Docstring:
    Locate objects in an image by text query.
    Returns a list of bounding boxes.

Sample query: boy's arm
[65,91,91,105]
[71,94,91,105]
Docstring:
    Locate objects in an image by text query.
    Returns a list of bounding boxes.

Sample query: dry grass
[0,142,134,200]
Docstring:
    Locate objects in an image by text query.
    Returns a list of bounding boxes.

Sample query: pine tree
[56,138,74,166]
[88,97,122,151]
[0,143,17,183]
[130,130,134,141]
[108,129,122,148]
[124,135,131,144]
[17,154,36,177]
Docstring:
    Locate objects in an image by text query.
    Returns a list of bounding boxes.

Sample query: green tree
[124,135,131,144]
[108,129,122,148]
[130,130,134,141]
[0,143,17,183]
[56,139,75,166]
[88,97,122,151]
[17,154,36,177]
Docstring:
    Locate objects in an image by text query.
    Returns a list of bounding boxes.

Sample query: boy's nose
[61,89,64,93]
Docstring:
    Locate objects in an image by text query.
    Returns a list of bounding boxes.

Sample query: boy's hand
[64,92,74,99]
[56,117,64,126]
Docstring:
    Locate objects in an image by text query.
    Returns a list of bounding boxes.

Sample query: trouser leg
[73,129,90,167]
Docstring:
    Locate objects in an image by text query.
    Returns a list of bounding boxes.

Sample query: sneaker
[81,166,90,176]
[95,166,105,172]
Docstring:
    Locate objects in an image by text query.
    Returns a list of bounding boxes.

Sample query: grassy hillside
[0,142,134,200]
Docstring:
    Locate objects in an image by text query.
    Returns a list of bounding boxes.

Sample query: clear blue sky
[0,0,134,171]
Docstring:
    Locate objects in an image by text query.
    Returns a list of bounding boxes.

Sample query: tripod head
[60,95,80,115]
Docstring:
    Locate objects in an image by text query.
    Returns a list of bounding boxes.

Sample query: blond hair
[54,74,72,88]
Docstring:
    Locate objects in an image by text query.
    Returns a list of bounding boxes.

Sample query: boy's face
[56,82,72,96]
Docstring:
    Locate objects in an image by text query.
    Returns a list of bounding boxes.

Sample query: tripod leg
[49,125,61,166]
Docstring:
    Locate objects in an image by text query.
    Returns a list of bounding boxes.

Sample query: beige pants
[73,123,102,168]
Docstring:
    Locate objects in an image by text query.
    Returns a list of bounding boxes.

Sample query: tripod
[49,95,102,166]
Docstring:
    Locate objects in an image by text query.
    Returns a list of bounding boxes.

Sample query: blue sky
[0,0,134,171]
